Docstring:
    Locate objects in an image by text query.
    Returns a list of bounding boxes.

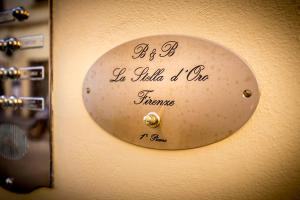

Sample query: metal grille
[0,123,28,160]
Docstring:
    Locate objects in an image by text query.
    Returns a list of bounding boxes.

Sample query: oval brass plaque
[83,35,260,150]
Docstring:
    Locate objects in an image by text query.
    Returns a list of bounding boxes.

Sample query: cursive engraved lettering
[140,133,148,140]
[132,43,149,59]
[131,67,164,82]
[134,90,175,106]
[170,68,184,81]
[149,49,156,61]
[186,65,209,81]
[150,134,167,142]
[139,133,167,142]
[110,67,126,82]
[159,41,178,57]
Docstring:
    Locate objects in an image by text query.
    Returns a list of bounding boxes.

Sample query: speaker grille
[0,123,28,160]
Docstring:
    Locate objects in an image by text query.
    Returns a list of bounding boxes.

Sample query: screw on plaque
[12,6,30,21]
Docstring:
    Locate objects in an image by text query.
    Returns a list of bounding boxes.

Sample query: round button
[143,112,160,128]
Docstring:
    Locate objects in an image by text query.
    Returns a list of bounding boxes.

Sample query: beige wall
[1,0,300,199]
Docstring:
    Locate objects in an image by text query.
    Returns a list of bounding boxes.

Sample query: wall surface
[1,0,300,199]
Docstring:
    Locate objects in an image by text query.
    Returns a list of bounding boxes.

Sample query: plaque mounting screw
[86,88,91,94]
[143,112,160,128]
[243,89,252,98]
